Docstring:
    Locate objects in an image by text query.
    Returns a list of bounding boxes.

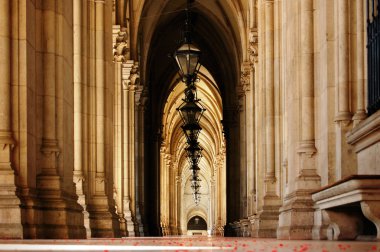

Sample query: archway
[136,0,246,235]
[160,67,226,235]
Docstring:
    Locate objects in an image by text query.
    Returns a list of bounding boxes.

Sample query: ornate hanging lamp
[174,0,205,205]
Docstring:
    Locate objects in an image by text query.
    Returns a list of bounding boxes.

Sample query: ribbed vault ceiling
[162,66,223,218]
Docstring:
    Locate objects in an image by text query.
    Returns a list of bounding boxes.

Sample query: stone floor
[0,237,379,252]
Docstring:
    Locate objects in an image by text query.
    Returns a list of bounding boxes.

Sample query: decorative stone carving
[113,27,129,62]
[237,61,252,98]
[129,62,140,86]
[248,29,258,65]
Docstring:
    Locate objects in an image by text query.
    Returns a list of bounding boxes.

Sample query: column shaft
[74,0,83,174]
[95,0,105,175]
[353,0,367,123]
[0,0,12,139]
[42,1,57,144]
[300,0,315,145]
[336,0,351,120]
[265,0,275,179]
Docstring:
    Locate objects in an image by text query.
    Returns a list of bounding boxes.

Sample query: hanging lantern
[182,123,202,144]
[174,43,201,84]
[189,163,200,172]
[186,142,202,165]
[177,99,205,126]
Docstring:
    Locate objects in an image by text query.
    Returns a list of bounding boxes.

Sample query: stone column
[278,0,320,239]
[0,0,22,238]
[252,0,280,238]
[248,28,259,236]
[334,0,356,178]
[240,61,254,220]
[36,0,86,239]
[264,0,276,191]
[73,0,91,238]
[87,0,120,238]
[134,69,146,236]
[175,175,182,235]
[95,0,106,177]
[237,72,247,219]
[159,144,168,235]
[121,61,136,237]
[352,0,367,125]
[113,24,133,236]
[296,0,320,181]
[210,176,216,235]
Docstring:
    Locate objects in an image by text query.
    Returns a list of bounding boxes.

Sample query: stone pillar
[252,0,280,238]
[248,29,258,219]
[73,0,91,238]
[209,177,216,234]
[248,28,259,235]
[278,0,320,239]
[240,61,255,220]
[176,175,182,235]
[134,80,146,236]
[0,0,23,239]
[95,0,106,177]
[264,0,276,191]
[87,0,120,238]
[352,0,367,125]
[334,0,356,179]
[122,61,136,237]
[160,147,171,236]
[35,0,86,239]
[237,66,248,219]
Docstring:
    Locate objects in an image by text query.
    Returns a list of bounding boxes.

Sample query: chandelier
[174,0,205,205]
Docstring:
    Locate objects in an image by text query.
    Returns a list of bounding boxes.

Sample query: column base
[0,142,23,238]
[251,206,280,238]
[239,219,251,237]
[74,173,91,238]
[123,198,136,237]
[135,204,144,236]
[87,195,121,238]
[277,191,315,240]
[118,214,128,237]
[0,194,22,238]
[125,213,136,237]
[36,174,86,239]
[251,196,281,238]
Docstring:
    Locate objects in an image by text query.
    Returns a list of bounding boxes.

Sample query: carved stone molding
[238,61,252,97]
[248,29,258,65]
[129,62,140,86]
[113,27,129,62]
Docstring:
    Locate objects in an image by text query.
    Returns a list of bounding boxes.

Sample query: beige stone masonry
[312,175,380,240]
[347,110,380,174]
